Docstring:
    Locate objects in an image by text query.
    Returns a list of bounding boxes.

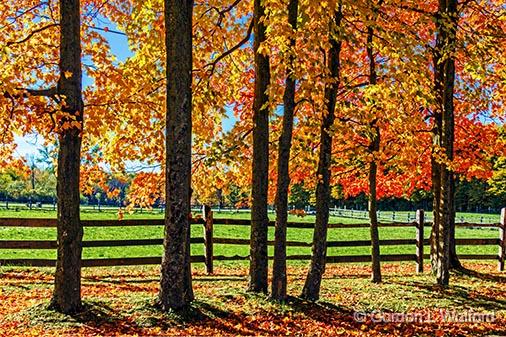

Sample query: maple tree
[302,2,343,301]
[1,0,145,312]
[271,0,299,301]
[327,0,433,284]
[441,0,506,274]
[50,0,85,313]
[249,0,271,294]
[427,0,459,287]
[158,0,195,311]
[363,0,384,284]
[0,0,87,313]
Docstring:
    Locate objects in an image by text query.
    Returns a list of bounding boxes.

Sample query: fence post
[416,209,424,273]
[499,208,505,272]
[202,205,214,274]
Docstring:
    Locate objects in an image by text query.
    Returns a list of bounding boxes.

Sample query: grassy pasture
[0,208,500,263]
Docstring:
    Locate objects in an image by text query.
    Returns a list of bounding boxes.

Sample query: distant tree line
[2,168,504,214]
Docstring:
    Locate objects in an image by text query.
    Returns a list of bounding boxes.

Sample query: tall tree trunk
[448,174,462,269]
[366,1,382,284]
[301,6,343,301]
[430,0,458,286]
[184,185,194,302]
[159,0,194,310]
[249,0,271,293]
[368,129,381,283]
[430,149,444,279]
[50,0,84,314]
[272,0,299,301]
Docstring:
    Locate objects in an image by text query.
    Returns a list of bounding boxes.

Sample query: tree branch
[24,87,58,97]
[3,87,58,99]
[201,18,253,75]
[0,1,49,30]
[198,0,244,26]
[397,4,434,16]
[6,23,59,46]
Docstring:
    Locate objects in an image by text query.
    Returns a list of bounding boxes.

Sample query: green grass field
[0,208,500,262]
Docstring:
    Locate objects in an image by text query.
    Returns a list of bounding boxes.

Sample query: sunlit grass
[0,208,500,261]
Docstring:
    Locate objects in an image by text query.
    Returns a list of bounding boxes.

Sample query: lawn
[0,263,504,336]
[0,209,504,336]
[0,208,500,263]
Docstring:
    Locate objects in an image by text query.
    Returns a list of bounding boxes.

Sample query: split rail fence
[0,208,505,273]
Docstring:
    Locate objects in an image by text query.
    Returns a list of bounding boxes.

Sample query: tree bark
[430,0,458,287]
[249,0,271,293]
[50,0,84,314]
[159,0,194,311]
[272,0,299,301]
[368,130,381,283]
[430,149,445,281]
[184,185,194,302]
[448,174,462,269]
[366,0,382,284]
[301,6,343,301]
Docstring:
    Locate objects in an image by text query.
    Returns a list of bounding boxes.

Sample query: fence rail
[0,208,505,272]
[0,217,500,228]
[330,208,500,224]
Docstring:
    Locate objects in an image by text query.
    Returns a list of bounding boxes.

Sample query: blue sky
[15,18,236,160]
[16,19,131,158]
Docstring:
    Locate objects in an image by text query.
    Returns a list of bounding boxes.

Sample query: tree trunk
[301,6,342,301]
[368,133,381,283]
[366,2,382,283]
[249,0,271,293]
[272,0,299,301]
[430,0,458,287]
[448,181,462,269]
[159,0,194,311]
[184,186,194,302]
[50,0,84,314]
[430,150,445,280]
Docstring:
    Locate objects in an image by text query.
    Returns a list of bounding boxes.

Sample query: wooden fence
[0,208,505,273]
[330,208,500,224]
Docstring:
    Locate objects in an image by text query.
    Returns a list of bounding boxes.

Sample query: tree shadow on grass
[82,271,247,284]
[111,291,368,335]
[22,298,256,336]
[196,276,247,282]
[283,293,506,336]
[22,299,145,336]
[391,279,506,311]
[322,273,372,280]
[453,267,506,283]
[288,296,352,313]
[128,298,275,336]
[82,275,246,285]
[283,296,358,326]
